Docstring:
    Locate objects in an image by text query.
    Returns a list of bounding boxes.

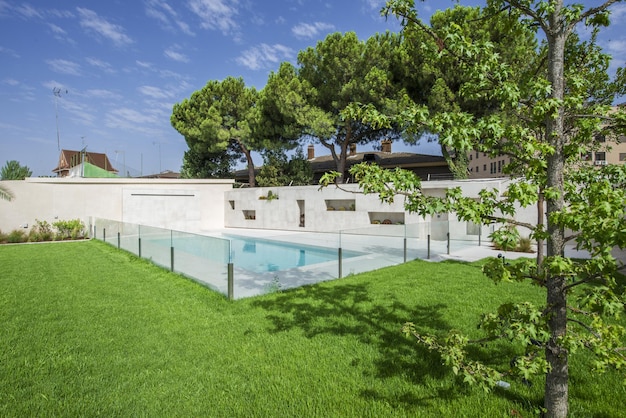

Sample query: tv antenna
[53,87,68,151]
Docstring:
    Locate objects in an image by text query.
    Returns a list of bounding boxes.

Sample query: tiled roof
[233,151,450,183]
[307,151,447,172]
[53,149,117,174]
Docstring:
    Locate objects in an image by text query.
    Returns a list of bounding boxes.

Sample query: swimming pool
[225,235,364,273]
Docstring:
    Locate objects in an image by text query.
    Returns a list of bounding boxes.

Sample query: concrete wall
[224,178,533,240]
[1,176,540,241]
[0,177,234,235]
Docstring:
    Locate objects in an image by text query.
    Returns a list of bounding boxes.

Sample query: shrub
[0,230,7,243]
[29,219,54,242]
[266,190,278,201]
[490,226,520,251]
[516,236,534,253]
[7,229,27,243]
[53,219,86,240]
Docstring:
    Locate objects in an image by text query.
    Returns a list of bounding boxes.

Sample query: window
[497,160,502,173]
[595,134,606,143]
[619,153,626,162]
[469,154,473,161]
[476,151,479,158]
[595,152,606,161]
[476,166,479,173]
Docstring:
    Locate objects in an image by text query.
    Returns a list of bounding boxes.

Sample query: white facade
[0,177,234,234]
[1,176,541,241]
[223,178,534,241]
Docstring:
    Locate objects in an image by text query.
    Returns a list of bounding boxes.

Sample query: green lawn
[1,240,624,417]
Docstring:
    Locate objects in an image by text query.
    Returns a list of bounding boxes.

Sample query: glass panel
[171,231,230,295]
[138,224,172,270]
[119,221,140,256]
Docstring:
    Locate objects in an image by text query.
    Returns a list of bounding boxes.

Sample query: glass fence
[91,218,493,300]
[92,218,231,297]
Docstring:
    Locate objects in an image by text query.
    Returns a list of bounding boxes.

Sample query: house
[468,105,626,179]
[467,150,512,179]
[139,170,181,179]
[234,140,453,184]
[53,149,118,178]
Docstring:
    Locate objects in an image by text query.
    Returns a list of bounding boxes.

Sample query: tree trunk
[543,5,569,416]
[337,125,352,184]
[238,140,256,187]
[337,140,349,183]
[536,190,544,268]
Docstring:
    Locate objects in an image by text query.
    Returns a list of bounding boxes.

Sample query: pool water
[226,235,363,273]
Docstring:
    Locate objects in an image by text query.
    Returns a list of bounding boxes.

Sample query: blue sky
[1,1,624,177]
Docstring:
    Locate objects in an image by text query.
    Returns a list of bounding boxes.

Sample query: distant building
[467,122,626,179]
[139,170,181,179]
[467,151,511,179]
[581,132,626,167]
[234,140,453,185]
[52,149,118,178]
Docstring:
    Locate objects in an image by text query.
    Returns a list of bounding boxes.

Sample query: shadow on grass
[251,281,465,407]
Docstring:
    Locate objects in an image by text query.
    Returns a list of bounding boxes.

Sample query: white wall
[0,177,234,234]
[223,178,531,239]
[1,176,540,240]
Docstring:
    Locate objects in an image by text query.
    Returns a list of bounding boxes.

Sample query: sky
[1,0,625,177]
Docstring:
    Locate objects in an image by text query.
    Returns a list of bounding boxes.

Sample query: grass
[1,240,624,417]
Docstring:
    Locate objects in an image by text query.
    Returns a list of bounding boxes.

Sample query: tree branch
[567,0,621,33]
[568,317,602,339]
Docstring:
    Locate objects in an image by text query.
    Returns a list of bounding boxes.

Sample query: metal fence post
[338,247,343,278]
[228,263,234,300]
[138,237,142,258]
[170,246,174,272]
[447,232,450,255]
[117,232,120,249]
[427,234,431,259]
[403,237,407,263]
[103,228,106,242]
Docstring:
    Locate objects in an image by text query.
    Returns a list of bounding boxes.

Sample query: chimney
[381,139,392,153]
[307,144,315,160]
[349,143,357,155]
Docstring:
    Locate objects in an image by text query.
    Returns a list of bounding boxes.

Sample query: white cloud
[86,57,116,73]
[236,43,294,70]
[146,0,195,35]
[48,23,66,34]
[364,0,385,10]
[609,3,626,22]
[136,60,154,69]
[164,45,190,63]
[607,39,626,55]
[0,1,10,16]
[138,85,174,99]
[187,0,239,34]
[105,107,164,136]
[76,7,133,46]
[83,89,121,100]
[2,78,19,86]
[291,22,335,39]
[48,23,75,44]
[46,59,82,76]
[15,4,43,19]
[0,46,20,58]
[42,80,69,91]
